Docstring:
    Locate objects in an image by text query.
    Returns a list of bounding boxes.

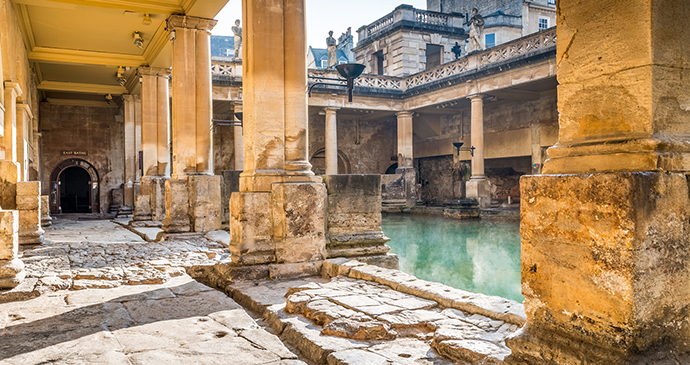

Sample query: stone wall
[355,30,468,77]
[212,112,236,175]
[309,116,397,175]
[40,103,124,213]
[427,0,523,17]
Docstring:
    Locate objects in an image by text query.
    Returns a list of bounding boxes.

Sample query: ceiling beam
[38,81,127,94]
[142,21,171,66]
[12,0,182,14]
[29,47,148,67]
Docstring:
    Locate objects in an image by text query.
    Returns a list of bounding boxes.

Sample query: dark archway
[309,148,351,175]
[385,163,398,174]
[49,159,100,214]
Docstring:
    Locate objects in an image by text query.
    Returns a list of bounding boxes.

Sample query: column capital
[167,15,217,32]
[467,94,485,102]
[396,110,414,118]
[15,103,33,119]
[122,94,135,102]
[323,107,340,114]
[3,82,22,97]
[137,67,171,78]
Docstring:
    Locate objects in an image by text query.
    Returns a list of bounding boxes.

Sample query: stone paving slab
[0,275,306,365]
[0,217,232,303]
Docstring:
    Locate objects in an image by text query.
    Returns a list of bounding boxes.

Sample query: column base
[40,196,52,227]
[395,167,417,208]
[509,172,690,363]
[188,175,222,233]
[132,195,152,221]
[162,179,191,233]
[0,210,23,289]
[16,182,43,246]
[466,178,491,208]
[229,181,328,266]
[240,171,322,193]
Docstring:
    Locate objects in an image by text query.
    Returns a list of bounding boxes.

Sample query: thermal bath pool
[382,214,523,302]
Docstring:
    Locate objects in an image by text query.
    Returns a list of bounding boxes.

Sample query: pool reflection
[382,214,523,302]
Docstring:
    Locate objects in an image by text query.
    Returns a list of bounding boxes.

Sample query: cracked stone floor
[0,217,305,365]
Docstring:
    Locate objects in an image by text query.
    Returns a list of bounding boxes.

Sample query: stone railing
[356,5,465,44]
[479,27,557,66]
[212,28,556,94]
[210,58,242,77]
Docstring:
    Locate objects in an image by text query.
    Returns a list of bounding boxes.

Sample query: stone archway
[49,159,100,214]
[309,148,351,175]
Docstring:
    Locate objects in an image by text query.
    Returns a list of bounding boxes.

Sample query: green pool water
[381,214,523,302]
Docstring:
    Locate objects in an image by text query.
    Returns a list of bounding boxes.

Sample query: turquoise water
[381,214,523,302]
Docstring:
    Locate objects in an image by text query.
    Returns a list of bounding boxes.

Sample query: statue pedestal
[466,178,490,208]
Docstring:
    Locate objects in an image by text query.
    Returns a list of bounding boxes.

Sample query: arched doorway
[49,159,99,214]
[309,148,351,175]
[385,163,399,174]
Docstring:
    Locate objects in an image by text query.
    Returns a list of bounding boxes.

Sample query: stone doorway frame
[49,158,100,214]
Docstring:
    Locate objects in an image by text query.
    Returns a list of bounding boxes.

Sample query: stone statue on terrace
[232,19,242,60]
[465,8,484,53]
[326,30,337,69]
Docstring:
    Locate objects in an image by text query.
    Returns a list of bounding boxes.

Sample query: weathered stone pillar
[0,210,24,289]
[134,67,171,223]
[121,95,137,216]
[506,1,690,363]
[162,15,220,234]
[465,94,490,207]
[324,107,339,175]
[396,111,416,208]
[15,103,32,182]
[230,0,325,267]
[233,101,244,171]
[16,181,43,245]
[0,82,21,210]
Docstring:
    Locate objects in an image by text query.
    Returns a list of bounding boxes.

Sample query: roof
[310,47,348,61]
[211,36,235,57]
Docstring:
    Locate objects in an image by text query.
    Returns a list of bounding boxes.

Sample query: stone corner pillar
[395,111,416,208]
[16,181,43,245]
[0,210,25,289]
[505,0,690,363]
[0,82,22,210]
[40,195,52,227]
[465,94,490,208]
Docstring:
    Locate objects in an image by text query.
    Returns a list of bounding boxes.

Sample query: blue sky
[213,0,427,48]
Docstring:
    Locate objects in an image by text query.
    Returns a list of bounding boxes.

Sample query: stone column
[162,15,221,235]
[506,1,690,363]
[229,0,326,267]
[324,107,339,175]
[16,181,43,245]
[15,103,32,182]
[395,111,416,208]
[465,94,490,207]
[121,95,136,216]
[134,67,171,224]
[0,82,22,210]
[40,195,52,227]
[233,101,244,171]
[0,210,24,288]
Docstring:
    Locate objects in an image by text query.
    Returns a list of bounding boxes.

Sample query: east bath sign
[61,151,88,156]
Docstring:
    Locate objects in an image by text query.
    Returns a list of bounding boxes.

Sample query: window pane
[485,33,496,48]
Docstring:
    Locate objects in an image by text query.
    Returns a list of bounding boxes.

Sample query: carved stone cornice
[167,15,217,32]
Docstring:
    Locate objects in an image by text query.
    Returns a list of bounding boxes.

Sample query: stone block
[149,176,167,221]
[0,210,18,260]
[16,181,40,196]
[271,182,326,264]
[512,172,690,359]
[188,175,222,233]
[229,192,275,265]
[466,179,491,208]
[16,195,39,210]
[161,179,190,233]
